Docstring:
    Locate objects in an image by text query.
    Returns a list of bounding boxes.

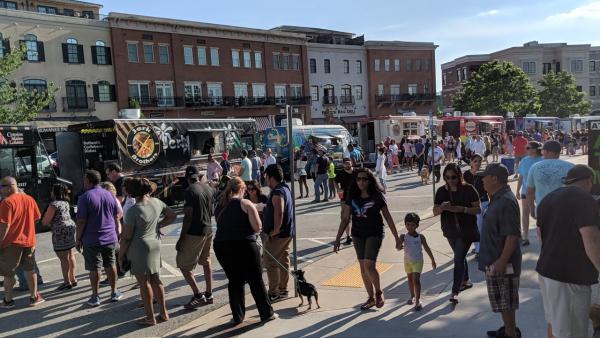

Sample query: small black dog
[292,270,320,310]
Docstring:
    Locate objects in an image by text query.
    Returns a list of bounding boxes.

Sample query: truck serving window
[189,131,225,157]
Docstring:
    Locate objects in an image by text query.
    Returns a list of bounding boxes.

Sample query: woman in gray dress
[119,178,176,326]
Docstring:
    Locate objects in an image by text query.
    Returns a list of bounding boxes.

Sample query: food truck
[56,119,257,202]
[360,115,441,153]
[441,115,505,139]
[516,115,560,132]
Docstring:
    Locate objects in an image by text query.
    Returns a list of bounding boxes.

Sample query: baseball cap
[527,141,542,150]
[185,165,199,179]
[481,163,509,181]
[542,140,562,154]
[561,164,594,185]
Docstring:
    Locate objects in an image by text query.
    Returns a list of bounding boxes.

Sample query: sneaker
[87,295,101,307]
[345,236,353,245]
[323,199,329,202]
[110,291,123,302]
[261,313,279,322]
[184,294,206,310]
[29,293,45,307]
[268,294,281,302]
[203,292,213,305]
[278,290,288,298]
[1,298,15,309]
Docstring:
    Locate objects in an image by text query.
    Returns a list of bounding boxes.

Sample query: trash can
[500,157,515,175]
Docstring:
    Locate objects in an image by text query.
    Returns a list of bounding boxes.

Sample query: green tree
[453,60,539,117]
[538,71,592,117]
[0,45,57,124]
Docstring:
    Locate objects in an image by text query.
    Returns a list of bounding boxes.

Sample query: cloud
[546,1,600,21]
[477,9,499,17]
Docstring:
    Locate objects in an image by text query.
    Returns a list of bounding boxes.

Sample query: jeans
[16,263,42,287]
[417,156,425,173]
[313,173,329,202]
[474,201,489,253]
[447,237,472,295]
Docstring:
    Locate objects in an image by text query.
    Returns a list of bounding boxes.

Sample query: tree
[0,45,57,124]
[453,60,539,117]
[538,71,592,117]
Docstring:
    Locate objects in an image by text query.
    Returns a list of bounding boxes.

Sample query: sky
[99,0,600,91]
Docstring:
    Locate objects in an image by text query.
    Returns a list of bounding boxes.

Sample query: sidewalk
[165,216,548,338]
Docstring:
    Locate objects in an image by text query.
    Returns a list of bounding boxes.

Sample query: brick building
[108,13,311,128]
[440,55,489,112]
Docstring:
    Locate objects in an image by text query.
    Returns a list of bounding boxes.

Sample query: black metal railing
[128,95,311,109]
[42,99,57,113]
[62,97,95,112]
[339,95,355,105]
[375,93,435,103]
[322,96,337,105]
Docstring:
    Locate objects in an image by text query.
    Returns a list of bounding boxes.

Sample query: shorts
[352,235,383,261]
[520,194,526,199]
[539,275,592,338]
[176,233,213,271]
[83,244,117,271]
[485,274,520,313]
[404,261,424,274]
[0,245,36,276]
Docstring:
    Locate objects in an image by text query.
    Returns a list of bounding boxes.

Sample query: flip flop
[136,318,156,326]
[375,291,385,308]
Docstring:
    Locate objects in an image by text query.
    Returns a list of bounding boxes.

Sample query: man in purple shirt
[76,170,123,307]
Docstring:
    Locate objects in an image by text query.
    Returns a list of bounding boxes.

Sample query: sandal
[136,318,156,326]
[360,298,376,310]
[157,314,170,323]
[55,283,73,291]
[375,291,385,308]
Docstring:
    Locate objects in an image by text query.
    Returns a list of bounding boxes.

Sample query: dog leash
[256,240,297,281]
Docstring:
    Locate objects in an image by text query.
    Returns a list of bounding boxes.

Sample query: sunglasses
[356,177,369,182]
[444,175,458,180]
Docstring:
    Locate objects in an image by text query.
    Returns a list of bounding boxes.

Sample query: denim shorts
[83,244,117,271]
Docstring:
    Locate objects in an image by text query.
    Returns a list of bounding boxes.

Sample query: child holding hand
[399,212,436,311]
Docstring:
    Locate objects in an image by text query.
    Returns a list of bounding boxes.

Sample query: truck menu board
[0,126,33,145]
[589,120,600,195]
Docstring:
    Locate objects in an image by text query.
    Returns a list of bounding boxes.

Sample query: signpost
[589,120,600,195]
[286,105,298,296]
[429,111,436,202]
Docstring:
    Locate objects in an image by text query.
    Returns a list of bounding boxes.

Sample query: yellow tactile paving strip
[321,262,394,288]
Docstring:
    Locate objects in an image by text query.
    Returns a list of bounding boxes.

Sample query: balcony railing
[41,99,57,113]
[128,96,311,109]
[62,97,95,112]
[375,93,435,103]
[322,96,337,105]
[339,95,355,105]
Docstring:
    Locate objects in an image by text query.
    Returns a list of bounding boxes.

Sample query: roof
[42,0,102,8]
[364,41,437,49]
[271,25,354,37]
[441,54,491,69]
[109,13,306,40]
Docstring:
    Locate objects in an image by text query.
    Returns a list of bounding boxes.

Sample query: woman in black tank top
[213,177,277,324]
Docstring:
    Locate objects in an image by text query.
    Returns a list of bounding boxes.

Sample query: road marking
[37,257,58,264]
[162,260,182,277]
[297,256,314,263]
[298,237,336,240]
[307,238,333,247]
[301,210,421,216]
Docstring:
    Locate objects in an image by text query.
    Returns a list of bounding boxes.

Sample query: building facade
[366,41,437,117]
[442,41,600,114]
[108,13,311,128]
[589,47,600,114]
[0,0,117,122]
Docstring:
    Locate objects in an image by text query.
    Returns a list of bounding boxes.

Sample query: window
[273,53,281,70]
[310,86,319,101]
[576,85,582,92]
[590,61,596,72]
[252,84,266,98]
[462,68,468,81]
[374,59,380,71]
[394,59,400,72]
[184,46,194,65]
[1,1,17,9]
[64,38,81,63]
[423,59,431,71]
[522,61,536,74]
[354,85,363,100]
[197,47,206,65]
[424,83,430,93]
[91,40,110,65]
[456,69,462,81]
[81,10,94,19]
[234,83,248,98]
[254,51,262,69]
[415,59,422,71]
[570,59,583,73]
[282,54,289,70]
[62,8,74,16]
[377,84,384,95]
[356,60,362,74]
[408,84,418,95]
[127,42,138,62]
[443,73,447,86]
[324,59,330,73]
[184,82,201,101]
[128,82,150,105]
[94,81,113,102]
[24,34,40,62]
[231,49,240,67]
[309,58,317,73]
[556,62,561,72]
[156,82,174,107]
[37,5,57,14]
[406,59,412,71]
[243,51,251,68]
[143,44,154,63]
[590,86,596,97]
[291,54,300,70]
[159,45,169,64]
[274,85,286,98]
[340,85,352,104]
[390,85,400,96]
[290,85,302,98]
[65,80,88,109]
[0,35,7,59]
[207,83,223,104]
[543,63,552,74]
[384,59,390,71]
[343,60,349,74]
[210,48,219,66]
[23,79,47,92]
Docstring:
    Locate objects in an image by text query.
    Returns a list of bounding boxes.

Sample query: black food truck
[0,125,65,227]
[56,118,257,203]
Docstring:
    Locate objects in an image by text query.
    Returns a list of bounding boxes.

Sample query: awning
[254,117,272,131]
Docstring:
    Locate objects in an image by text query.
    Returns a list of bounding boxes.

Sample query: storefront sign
[465,121,476,132]
[126,125,161,166]
[0,128,33,145]
[589,121,600,194]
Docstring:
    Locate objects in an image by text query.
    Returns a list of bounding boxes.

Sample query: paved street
[0,154,590,338]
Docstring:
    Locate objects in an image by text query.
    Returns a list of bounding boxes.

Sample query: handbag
[449,189,480,242]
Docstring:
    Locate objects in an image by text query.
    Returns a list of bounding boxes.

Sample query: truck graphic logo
[126,125,161,166]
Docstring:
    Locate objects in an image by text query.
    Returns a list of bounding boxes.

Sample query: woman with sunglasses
[334,168,401,310]
[433,163,481,304]
[515,141,542,246]
[462,154,488,257]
